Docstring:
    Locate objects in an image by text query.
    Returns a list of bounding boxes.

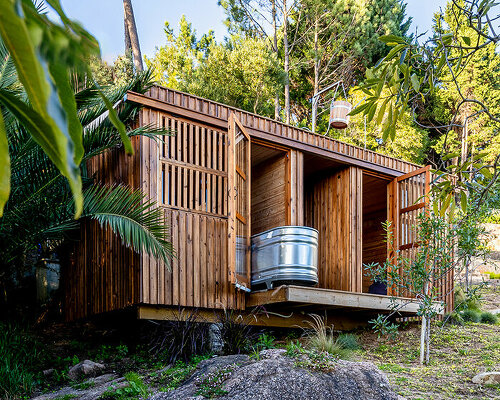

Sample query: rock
[149,351,399,400]
[42,368,55,377]
[472,371,500,385]
[32,374,125,400]
[68,359,105,381]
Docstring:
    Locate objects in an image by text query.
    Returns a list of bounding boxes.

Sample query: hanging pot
[329,100,352,129]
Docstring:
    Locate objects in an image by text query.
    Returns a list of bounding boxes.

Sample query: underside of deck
[247,285,441,316]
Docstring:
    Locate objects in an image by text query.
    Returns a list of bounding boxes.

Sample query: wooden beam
[247,285,444,315]
[137,304,369,330]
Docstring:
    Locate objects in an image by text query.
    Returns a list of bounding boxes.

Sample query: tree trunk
[272,0,280,121]
[311,18,320,133]
[283,0,290,124]
[124,18,132,52]
[123,0,143,72]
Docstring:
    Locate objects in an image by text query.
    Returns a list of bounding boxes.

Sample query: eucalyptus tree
[123,0,144,71]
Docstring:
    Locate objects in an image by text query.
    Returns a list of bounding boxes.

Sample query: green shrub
[0,322,42,399]
[253,333,276,351]
[480,312,498,324]
[445,312,464,326]
[489,272,500,280]
[336,333,361,350]
[461,309,481,323]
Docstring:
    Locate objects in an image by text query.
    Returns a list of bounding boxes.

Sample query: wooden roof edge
[125,85,423,175]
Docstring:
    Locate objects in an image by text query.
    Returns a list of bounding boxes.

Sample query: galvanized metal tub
[251,226,319,290]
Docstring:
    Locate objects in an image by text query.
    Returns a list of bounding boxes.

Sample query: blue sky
[53,0,448,62]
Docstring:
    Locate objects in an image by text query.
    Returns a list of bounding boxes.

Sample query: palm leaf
[81,184,174,267]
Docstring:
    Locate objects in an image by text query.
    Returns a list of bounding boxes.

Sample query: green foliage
[0,322,41,399]
[336,333,361,350]
[0,73,173,301]
[94,344,129,362]
[194,365,236,398]
[151,355,209,391]
[369,314,399,340]
[330,87,429,163]
[100,372,148,400]
[0,0,134,217]
[71,380,96,390]
[146,19,282,117]
[285,340,305,358]
[489,272,500,279]
[303,314,352,359]
[461,309,481,323]
[252,333,276,351]
[480,312,498,324]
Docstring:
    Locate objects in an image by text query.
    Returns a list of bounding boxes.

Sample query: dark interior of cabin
[361,173,389,294]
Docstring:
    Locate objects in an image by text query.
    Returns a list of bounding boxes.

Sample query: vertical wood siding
[141,108,244,310]
[64,136,141,320]
[305,166,363,292]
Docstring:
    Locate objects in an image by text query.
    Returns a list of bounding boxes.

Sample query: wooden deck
[247,285,444,315]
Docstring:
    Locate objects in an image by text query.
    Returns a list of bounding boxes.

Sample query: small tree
[366,177,496,364]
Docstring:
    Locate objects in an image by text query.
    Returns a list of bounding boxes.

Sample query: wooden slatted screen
[142,109,244,310]
[388,166,430,297]
[228,114,251,289]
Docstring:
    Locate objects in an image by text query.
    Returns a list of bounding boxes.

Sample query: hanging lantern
[329,100,352,129]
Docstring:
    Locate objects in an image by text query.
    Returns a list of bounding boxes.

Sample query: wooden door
[228,114,251,290]
[388,165,430,296]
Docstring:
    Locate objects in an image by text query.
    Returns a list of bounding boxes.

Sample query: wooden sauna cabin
[64,86,453,328]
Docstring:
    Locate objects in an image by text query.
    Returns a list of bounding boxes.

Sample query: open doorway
[250,142,289,235]
[362,173,391,294]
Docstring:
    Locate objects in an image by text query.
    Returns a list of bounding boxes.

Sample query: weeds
[71,380,96,390]
[0,322,42,399]
[147,308,210,364]
[336,333,361,350]
[151,355,210,391]
[100,372,148,399]
[194,364,237,398]
[303,314,352,359]
[461,309,481,323]
[252,333,276,351]
[217,308,255,355]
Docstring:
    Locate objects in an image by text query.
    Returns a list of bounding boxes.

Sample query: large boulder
[68,359,105,381]
[472,371,500,385]
[150,350,400,400]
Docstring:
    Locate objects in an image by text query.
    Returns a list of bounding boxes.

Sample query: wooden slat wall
[290,150,304,226]
[142,86,421,175]
[251,154,288,234]
[141,106,244,310]
[64,136,141,320]
[305,166,363,292]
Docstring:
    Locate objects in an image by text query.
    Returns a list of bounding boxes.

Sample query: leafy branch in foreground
[0,0,133,217]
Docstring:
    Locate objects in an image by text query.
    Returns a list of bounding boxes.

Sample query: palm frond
[82,124,172,162]
[81,184,174,267]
